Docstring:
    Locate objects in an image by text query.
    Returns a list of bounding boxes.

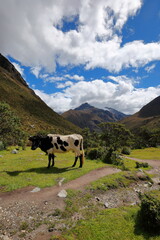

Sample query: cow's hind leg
[72,156,78,167]
[79,154,83,168]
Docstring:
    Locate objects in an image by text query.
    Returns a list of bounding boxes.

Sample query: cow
[29,134,84,168]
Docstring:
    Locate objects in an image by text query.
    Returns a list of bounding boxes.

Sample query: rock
[130,202,137,206]
[58,178,65,186]
[0,235,12,240]
[104,202,109,208]
[48,228,54,232]
[30,187,41,193]
[136,172,149,180]
[57,189,67,198]
[0,155,3,158]
[11,149,18,154]
[152,177,160,184]
[95,197,100,201]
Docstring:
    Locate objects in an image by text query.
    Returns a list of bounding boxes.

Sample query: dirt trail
[0,167,120,206]
[124,156,160,168]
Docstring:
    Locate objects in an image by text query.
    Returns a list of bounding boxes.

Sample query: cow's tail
[80,138,85,166]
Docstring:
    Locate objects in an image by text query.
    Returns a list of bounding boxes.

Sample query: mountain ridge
[0,54,81,134]
[120,95,160,131]
[62,103,127,131]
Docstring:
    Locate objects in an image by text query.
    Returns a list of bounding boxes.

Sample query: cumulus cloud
[2,0,159,73]
[30,66,41,78]
[1,0,160,115]
[65,74,84,81]
[34,78,160,114]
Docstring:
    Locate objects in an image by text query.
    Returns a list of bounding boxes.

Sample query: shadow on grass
[5,166,79,176]
[134,210,160,239]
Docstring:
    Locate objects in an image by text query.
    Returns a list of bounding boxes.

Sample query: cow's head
[29,135,42,150]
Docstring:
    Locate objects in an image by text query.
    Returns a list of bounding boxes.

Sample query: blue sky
[0,0,160,114]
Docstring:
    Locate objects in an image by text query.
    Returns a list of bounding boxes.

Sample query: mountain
[62,103,127,131]
[0,54,81,134]
[121,96,160,131]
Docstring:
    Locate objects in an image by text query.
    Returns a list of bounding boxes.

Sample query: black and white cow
[29,134,84,168]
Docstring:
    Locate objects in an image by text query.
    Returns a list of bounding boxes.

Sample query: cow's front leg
[72,156,78,167]
[47,154,52,168]
[51,154,55,167]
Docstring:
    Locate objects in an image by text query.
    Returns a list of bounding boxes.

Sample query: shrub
[135,161,149,168]
[140,190,160,233]
[87,148,102,160]
[0,141,5,151]
[102,149,124,167]
[121,146,131,155]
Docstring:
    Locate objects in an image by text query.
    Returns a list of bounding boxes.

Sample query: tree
[99,122,133,151]
[0,102,26,148]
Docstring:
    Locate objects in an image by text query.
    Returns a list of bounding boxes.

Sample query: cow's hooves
[79,166,82,168]
[72,165,75,167]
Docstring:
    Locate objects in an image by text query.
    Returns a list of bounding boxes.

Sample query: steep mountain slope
[0,54,80,134]
[62,103,126,131]
[121,96,160,131]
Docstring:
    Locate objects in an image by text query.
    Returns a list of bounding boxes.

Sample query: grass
[0,147,106,192]
[129,147,160,160]
[59,206,160,240]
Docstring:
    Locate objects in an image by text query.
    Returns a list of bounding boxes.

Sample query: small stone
[58,178,65,186]
[48,228,54,232]
[95,197,100,201]
[57,189,67,198]
[104,202,109,208]
[130,202,137,206]
[11,149,18,154]
[30,187,41,193]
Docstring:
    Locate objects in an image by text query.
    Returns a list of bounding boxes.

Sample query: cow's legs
[47,154,52,168]
[72,156,78,167]
[51,154,55,167]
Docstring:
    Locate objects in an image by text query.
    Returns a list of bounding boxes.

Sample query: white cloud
[145,64,156,73]
[31,66,41,78]
[2,0,159,73]
[34,78,160,114]
[56,81,73,89]
[65,74,84,81]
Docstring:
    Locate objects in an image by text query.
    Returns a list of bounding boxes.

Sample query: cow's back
[47,134,83,154]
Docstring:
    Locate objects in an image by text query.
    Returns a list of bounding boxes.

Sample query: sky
[0,0,160,114]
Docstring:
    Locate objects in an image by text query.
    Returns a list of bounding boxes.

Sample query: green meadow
[129,147,160,160]
[0,147,159,192]
[60,206,160,240]
[0,147,106,192]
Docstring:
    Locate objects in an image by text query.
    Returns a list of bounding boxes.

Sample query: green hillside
[0,54,81,134]
[121,96,160,131]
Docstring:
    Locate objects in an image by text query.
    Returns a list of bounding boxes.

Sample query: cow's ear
[29,136,33,141]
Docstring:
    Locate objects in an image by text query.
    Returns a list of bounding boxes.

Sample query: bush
[102,149,124,167]
[140,190,160,233]
[0,141,5,151]
[121,146,131,155]
[135,161,149,168]
[87,148,102,160]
